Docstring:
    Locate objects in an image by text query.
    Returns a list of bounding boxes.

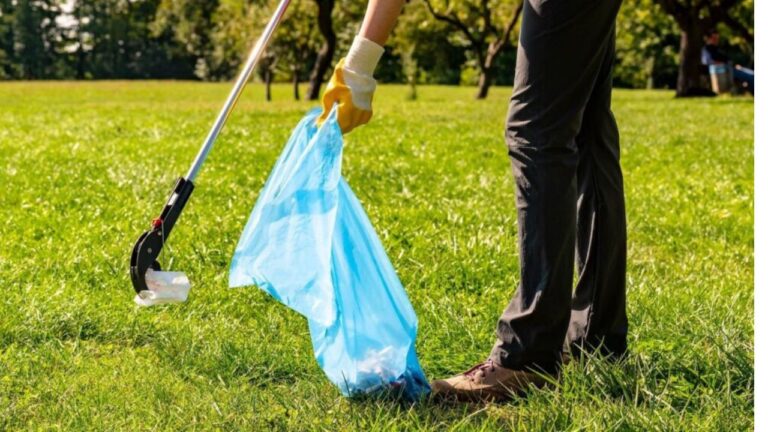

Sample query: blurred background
[0,0,754,98]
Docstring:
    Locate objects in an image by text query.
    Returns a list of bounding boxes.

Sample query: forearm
[321,0,404,133]
[359,0,405,46]
[344,0,403,76]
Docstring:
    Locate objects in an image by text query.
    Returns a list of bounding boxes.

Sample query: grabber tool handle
[186,0,292,182]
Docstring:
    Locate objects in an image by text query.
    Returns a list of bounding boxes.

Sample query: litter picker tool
[130,0,291,305]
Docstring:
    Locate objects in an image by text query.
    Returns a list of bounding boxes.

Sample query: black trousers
[490,0,628,372]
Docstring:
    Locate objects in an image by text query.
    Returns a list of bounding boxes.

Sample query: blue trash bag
[229,107,430,400]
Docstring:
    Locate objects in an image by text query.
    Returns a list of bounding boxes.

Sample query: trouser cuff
[490,343,561,375]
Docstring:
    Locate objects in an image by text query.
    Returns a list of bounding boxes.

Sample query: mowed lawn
[0,82,753,430]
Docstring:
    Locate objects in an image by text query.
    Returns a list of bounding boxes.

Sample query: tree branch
[717,0,740,11]
[480,0,494,38]
[654,0,686,19]
[423,0,481,48]
[708,0,741,25]
[722,13,754,44]
[488,1,523,58]
[500,3,523,46]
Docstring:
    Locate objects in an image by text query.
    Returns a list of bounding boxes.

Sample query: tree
[152,0,219,79]
[55,0,185,79]
[256,0,318,102]
[422,0,522,99]
[390,1,466,89]
[269,0,319,100]
[74,1,136,78]
[204,0,263,81]
[130,0,197,79]
[615,0,678,89]
[305,0,334,100]
[391,24,419,99]
[46,0,194,80]
[720,0,753,49]
[257,51,277,100]
[202,0,319,100]
[13,0,59,79]
[0,0,15,78]
[716,0,753,64]
[654,0,752,97]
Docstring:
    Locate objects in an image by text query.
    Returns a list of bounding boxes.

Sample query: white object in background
[134,269,191,307]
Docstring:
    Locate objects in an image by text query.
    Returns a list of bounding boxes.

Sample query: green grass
[0,82,753,431]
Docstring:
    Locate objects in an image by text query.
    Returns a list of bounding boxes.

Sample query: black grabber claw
[130,177,194,294]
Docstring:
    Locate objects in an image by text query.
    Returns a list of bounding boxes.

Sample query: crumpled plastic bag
[134,269,191,307]
[229,107,430,400]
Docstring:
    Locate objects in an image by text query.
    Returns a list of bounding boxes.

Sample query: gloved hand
[319,36,384,134]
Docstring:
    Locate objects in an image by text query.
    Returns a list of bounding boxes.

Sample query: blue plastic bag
[229,108,430,400]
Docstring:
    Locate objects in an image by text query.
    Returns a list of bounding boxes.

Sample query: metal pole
[185,0,292,182]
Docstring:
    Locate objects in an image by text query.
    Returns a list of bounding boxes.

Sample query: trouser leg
[490,0,622,372]
[567,31,629,358]
[733,66,755,94]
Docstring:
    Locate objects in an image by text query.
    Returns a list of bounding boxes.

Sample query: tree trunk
[475,51,496,99]
[476,68,492,99]
[293,68,300,101]
[305,0,336,100]
[407,79,417,101]
[4,13,14,78]
[675,20,707,97]
[265,69,272,102]
[76,44,86,79]
[74,5,85,79]
[645,56,655,89]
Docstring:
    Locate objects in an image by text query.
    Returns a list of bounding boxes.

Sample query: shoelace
[463,360,496,381]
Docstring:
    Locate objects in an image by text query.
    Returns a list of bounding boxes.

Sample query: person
[319,0,628,401]
[701,29,754,94]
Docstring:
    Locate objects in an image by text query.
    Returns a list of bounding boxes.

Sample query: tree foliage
[653,0,753,96]
[391,1,469,86]
[421,0,522,98]
[615,0,678,89]
[152,0,221,79]
[0,0,754,99]
[304,0,335,100]
[8,0,59,79]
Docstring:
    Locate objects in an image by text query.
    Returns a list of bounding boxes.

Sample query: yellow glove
[319,36,384,134]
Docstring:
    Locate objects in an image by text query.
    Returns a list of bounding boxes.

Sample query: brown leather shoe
[430,360,551,402]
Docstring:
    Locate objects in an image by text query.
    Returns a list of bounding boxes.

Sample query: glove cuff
[345,36,384,77]
[341,67,376,111]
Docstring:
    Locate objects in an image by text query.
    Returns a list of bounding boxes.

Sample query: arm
[318,0,405,133]
[359,0,405,46]
[344,0,404,76]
